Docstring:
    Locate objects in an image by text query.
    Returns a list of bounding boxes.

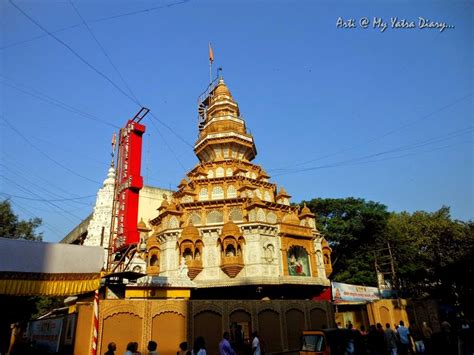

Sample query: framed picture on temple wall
[287,246,310,276]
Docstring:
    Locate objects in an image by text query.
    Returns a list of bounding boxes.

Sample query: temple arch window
[227,185,237,198]
[207,170,214,179]
[206,210,224,224]
[199,188,208,201]
[248,210,256,222]
[229,207,243,222]
[226,168,233,176]
[194,248,201,260]
[225,244,236,257]
[212,186,224,200]
[267,212,277,224]
[251,172,257,179]
[264,191,272,202]
[150,254,159,266]
[255,189,262,199]
[257,208,266,222]
[183,248,193,261]
[188,212,201,226]
[169,216,179,229]
[216,167,225,177]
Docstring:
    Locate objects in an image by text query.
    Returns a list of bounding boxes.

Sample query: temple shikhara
[145,77,332,297]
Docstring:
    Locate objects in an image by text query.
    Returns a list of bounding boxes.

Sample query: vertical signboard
[113,119,146,251]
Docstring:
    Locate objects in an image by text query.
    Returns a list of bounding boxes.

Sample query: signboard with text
[27,317,63,353]
[113,119,145,251]
[332,281,380,303]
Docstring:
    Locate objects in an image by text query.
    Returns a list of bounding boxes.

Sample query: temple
[143,77,332,299]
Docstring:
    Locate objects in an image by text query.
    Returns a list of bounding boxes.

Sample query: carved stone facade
[147,78,332,292]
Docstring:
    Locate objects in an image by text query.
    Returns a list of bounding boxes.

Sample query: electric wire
[1,115,101,184]
[0,76,119,128]
[272,128,473,177]
[9,0,194,151]
[68,0,140,103]
[269,93,474,172]
[0,192,95,202]
[9,199,65,237]
[0,174,84,222]
[0,162,95,207]
[65,0,193,166]
[1,0,191,51]
[9,0,140,106]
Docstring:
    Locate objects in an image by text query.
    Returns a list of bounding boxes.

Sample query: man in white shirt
[252,331,261,355]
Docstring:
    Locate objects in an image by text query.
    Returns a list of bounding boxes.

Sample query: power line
[272,127,473,177]
[1,0,191,51]
[9,1,195,153]
[269,93,474,172]
[1,174,84,222]
[9,0,140,106]
[0,192,95,202]
[9,199,65,237]
[0,76,119,128]
[68,0,140,103]
[0,163,95,207]
[1,115,101,184]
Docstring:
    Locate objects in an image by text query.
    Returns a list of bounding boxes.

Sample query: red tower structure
[111,108,149,257]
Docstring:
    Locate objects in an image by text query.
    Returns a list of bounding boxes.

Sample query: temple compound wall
[93,299,334,355]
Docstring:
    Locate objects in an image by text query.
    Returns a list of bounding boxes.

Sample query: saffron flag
[209,42,214,63]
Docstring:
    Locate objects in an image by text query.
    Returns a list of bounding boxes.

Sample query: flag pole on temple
[209,42,214,84]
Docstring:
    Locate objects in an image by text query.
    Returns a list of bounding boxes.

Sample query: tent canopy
[0,238,104,296]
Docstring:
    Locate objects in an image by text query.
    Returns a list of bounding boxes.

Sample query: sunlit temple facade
[144,78,332,299]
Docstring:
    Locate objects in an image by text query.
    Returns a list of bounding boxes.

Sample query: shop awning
[0,238,103,296]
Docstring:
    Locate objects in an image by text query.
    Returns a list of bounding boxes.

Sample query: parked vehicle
[300,329,350,355]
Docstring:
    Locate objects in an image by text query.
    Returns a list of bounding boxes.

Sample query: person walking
[105,342,117,355]
[219,332,236,355]
[397,321,410,355]
[385,323,398,355]
[409,322,425,354]
[251,331,261,355]
[192,336,206,355]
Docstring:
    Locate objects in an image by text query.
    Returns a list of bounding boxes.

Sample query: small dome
[221,221,241,237]
[137,218,148,231]
[283,212,300,225]
[214,80,231,97]
[181,224,200,239]
[299,203,313,217]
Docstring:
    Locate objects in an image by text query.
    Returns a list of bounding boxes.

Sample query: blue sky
[1,0,472,242]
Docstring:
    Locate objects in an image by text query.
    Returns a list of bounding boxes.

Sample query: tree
[303,197,390,286]
[0,199,42,241]
[387,207,474,317]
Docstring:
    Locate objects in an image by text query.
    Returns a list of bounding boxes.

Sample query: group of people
[341,320,434,355]
[104,331,262,355]
[104,340,158,355]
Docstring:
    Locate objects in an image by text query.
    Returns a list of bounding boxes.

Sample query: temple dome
[181,224,200,239]
[221,221,241,237]
[283,212,300,225]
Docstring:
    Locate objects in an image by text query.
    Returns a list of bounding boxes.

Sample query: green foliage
[303,198,474,317]
[0,199,43,241]
[303,197,390,286]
